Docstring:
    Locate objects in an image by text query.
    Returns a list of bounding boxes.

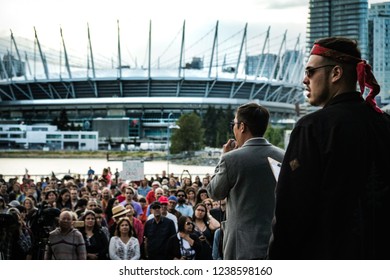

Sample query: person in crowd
[0,195,7,213]
[78,186,90,200]
[147,196,178,231]
[0,207,33,259]
[146,187,164,216]
[192,202,220,260]
[143,201,176,260]
[79,210,108,260]
[203,198,214,213]
[74,198,88,218]
[109,204,130,237]
[100,187,112,213]
[195,188,209,205]
[104,197,119,227]
[194,176,202,189]
[23,197,37,226]
[109,217,140,260]
[202,177,210,189]
[69,188,79,211]
[185,187,196,207]
[166,216,201,260]
[44,189,58,208]
[124,203,144,246]
[268,37,390,260]
[119,186,142,218]
[137,178,152,198]
[137,197,148,225]
[44,210,86,260]
[86,199,100,211]
[0,183,10,204]
[207,102,284,260]
[55,188,72,210]
[175,189,193,217]
[87,167,95,179]
[167,195,182,220]
[92,207,110,241]
[145,181,161,205]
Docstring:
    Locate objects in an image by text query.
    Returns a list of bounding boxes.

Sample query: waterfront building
[0,123,98,150]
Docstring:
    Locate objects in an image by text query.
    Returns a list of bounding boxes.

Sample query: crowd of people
[0,168,226,260]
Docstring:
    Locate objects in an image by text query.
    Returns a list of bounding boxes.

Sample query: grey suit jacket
[207,137,284,259]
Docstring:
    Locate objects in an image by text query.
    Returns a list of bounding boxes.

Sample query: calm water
[0,158,216,181]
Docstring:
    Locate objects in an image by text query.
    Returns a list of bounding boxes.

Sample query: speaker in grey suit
[207,103,284,260]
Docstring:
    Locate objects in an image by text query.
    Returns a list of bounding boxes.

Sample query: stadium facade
[0,22,305,147]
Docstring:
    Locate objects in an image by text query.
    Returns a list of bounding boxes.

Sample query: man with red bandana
[268,37,390,259]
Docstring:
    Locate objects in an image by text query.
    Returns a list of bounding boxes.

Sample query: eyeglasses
[177,194,185,197]
[185,222,194,226]
[305,65,337,78]
[230,120,241,131]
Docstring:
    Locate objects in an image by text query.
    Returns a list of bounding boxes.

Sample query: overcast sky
[0,0,386,67]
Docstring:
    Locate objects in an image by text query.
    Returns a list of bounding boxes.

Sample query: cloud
[263,0,308,9]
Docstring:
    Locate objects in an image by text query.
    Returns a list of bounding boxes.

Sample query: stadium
[0,21,306,148]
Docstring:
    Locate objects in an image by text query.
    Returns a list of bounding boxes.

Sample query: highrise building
[368,2,390,103]
[306,0,369,59]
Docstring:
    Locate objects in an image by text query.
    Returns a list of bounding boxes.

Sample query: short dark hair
[236,103,269,137]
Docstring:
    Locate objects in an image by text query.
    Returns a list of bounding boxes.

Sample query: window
[47,134,61,139]
[64,135,79,139]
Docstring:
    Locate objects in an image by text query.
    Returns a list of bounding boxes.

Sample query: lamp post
[167,112,180,175]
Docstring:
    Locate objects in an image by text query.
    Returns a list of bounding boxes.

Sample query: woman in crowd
[203,198,214,213]
[79,210,108,260]
[23,196,37,227]
[192,203,220,260]
[56,189,72,210]
[105,197,119,227]
[44,189,57,208]
[194,176,202,189]
[109,217,140,260]
[186,187,196,207]
[124,203,144,246]
[166,216,201,260]
[195,188,209,205]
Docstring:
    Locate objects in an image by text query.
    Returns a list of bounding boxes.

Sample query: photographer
[29,201,60,259]
[0,207,32,260]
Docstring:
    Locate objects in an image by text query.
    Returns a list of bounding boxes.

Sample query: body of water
[0,158,216,181]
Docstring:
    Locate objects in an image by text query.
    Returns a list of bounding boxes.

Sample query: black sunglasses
[185,222,194,226]
[305,64,336,78]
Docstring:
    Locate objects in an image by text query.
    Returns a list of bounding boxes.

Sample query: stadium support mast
[34,27,49,79]
[234,23,247,80]
[10,29,27,81]
[60,27,72,79]
[87,23,96,79]
[208,21,218,78]
[178,20,185,78]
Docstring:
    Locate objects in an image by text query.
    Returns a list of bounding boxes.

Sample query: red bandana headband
[310,44,382,113]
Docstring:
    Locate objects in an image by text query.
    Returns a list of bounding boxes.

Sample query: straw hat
[112,204,130,219]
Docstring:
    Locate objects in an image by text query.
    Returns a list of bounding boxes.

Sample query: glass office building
[369,2,390,103]
[306,0,369,59]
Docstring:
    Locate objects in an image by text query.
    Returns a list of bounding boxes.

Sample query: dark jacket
[268,92,390,259]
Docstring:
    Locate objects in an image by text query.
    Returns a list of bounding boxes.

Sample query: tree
[170,112,204,154]
[264,125,285,149]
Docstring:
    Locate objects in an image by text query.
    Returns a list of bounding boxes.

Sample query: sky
[0,0,386,68]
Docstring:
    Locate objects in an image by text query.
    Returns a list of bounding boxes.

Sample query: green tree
[264,125,285,148]
[170,112,204,154]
